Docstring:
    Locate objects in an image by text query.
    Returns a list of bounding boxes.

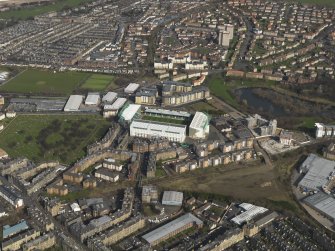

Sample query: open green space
[142,115,187,125]
[0,114,110,164]
[0,69,90,95]
[80,74,118,91]
[0,0,93,20]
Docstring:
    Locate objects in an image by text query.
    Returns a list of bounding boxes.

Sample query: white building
[315,123,335,138]
[102,92,117,103]
[189,112,210,139]
[124,83,140,94]
[103,158,123,171]
[103,98,127,118]
[119,104,141,123]
[130,120,187,142]
[5,111,16,118]
[95,168,119,182]
[64,95,84,112]
[162,191,183,206]
[0,113,5,121]
[85,93,100,105]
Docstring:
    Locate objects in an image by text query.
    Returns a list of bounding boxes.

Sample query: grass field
[0,114,110,164]
[80,74,117,91]
[0,69,90,95]
[0,0,93,20]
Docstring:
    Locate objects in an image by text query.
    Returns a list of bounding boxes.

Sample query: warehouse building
[130,120,187,142]
[142,213,203,246]
[64,95,84,112]
[124,83,140,94]
[189,112,210,139]
[162,191,183,206]
[298,154,335,192]
[304,192,335,222]
[85,93,100,105]
[102,92,117,103]
[231,203,268,225]
[119,104,141,123]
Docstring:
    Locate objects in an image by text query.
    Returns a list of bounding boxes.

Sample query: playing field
[0,114,110,164]
[0,0,94,19]
[0,69,90,95]
[80,74,118,91]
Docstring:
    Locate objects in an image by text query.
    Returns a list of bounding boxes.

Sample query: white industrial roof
[144,107,191,118]
[231,203,268,225]
[106,98,127,110]
[85,93,100,105]
[64,95,84,111]
[190,112,209,130]
[142,213,202,244]
[131,120,187,135]
[120,104,141,122]
[124,83,140,93]
[298,154,335,191]
[162,191,183,204]
[102,92,117,103]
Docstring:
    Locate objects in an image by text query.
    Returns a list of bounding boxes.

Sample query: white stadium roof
[131,120,186,135]
[120,104,141,122]
[190,112,209,130]
[64,95,84,111]
[102,92,117,103]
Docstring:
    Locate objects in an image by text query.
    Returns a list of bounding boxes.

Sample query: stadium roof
[85,93,100,105]
[64,95,84,111]
[231,203,268,225]
[102,92,117,103]
[120,104,141,121]
[190,112,209,130]
[131,120,187,135]
[142,213,202,245]
[298,154,335,191]
[304,192,335,220]
[144,107,191,118]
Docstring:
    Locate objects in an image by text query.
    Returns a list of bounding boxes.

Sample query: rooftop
[190,112,209,130]
[131,119,187,135]
[298,154,335,191]
[304,192,335,220]
[142,213,202,245]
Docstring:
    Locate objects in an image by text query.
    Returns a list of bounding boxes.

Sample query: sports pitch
[0,69,90,95]
[80,74,118,91]
[0,114,110,164]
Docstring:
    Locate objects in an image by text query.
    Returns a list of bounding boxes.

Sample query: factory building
[189,112,210,139]
[304,192,335,222]
[102,92,117,103]
[85,93,100,105]
[142,213,203,246]
[162,191,183,206]
[64,95,84,112]
[130,120,187,143]
[298,154,335,193]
